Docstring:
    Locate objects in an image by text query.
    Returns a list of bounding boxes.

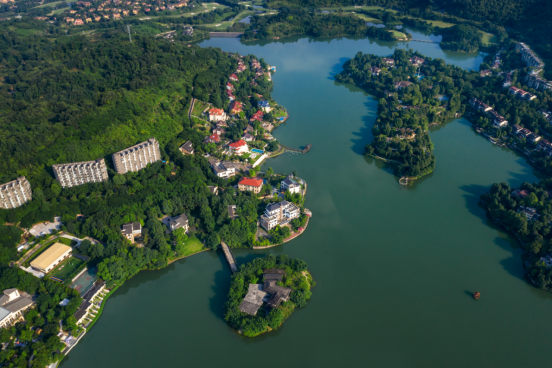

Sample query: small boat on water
[473,292,481,300]
[488,137,497,144]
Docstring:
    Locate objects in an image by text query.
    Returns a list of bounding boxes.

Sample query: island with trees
[224,254,314,337]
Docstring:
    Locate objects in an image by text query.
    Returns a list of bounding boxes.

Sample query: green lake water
[61,35,552,368]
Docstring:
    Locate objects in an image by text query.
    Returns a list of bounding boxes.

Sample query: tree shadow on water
[459,184,490,220]
[327,57,350,80]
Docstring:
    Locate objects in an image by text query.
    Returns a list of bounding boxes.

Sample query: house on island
[208,108,226,122]
[371,66,381,76]
[260,201,300,231]
[258,101,271,112]
[238,269,292,316]
[30,242,72,273]
[238,177,264,194]
[229,140,249,155]
[394,81,412,90]
[518,206,539,221]
[209,159,236,178]
[512,189,529,198]
[169,214,188,233]
[179,141,194,155]
[0,289,35,329]
[121,222,141,242]
[281,176,301,194]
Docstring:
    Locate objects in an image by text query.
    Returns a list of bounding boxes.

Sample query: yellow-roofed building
[30,242,72,273]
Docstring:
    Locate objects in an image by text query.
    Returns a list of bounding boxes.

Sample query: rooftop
[239,177,263,187]
[30,242,71,271]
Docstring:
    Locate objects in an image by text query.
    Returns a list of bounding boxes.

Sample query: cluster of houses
[43,0,191,25]
[469,98,509,128]
[120,213,189,243]
[239,269,293,316]
[515,42,551,91]
[508,86,537,101]
[511,191,541,222]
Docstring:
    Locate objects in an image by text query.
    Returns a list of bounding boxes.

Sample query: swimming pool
[251,149,264,154]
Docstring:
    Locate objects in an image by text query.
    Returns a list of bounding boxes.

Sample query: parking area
[29,217,62,236]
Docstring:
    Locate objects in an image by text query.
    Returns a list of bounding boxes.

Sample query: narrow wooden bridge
[221,241,238,273]
[282,144,312,154]
[410,39,440,43]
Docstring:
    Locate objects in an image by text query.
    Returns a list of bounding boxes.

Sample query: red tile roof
[238,177,263,187]
[209,108,225,116]
[208,134,220,142]
[229,139,247,148]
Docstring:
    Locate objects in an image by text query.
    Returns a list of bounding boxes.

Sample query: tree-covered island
[224,254,314,337]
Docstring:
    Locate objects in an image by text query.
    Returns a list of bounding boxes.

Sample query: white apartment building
[0,177,32,209]
[52,159,109,188]
[112,138,161,174]
[260,201,301,231]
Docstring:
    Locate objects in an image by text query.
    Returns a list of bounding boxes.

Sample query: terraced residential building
[52,159,109,188]
[0,177,32,209]
[112,138,161,174]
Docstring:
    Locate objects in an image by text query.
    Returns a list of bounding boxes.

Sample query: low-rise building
[242,133,255,142]
[410,56,425,66]
[0,289,35,329]
[229,73,238,82]
[258,100,271,112]
[469,97,493,112]
[179,141,194,155]
[281,176,301,194]
[207,186,219,195]
[52,159,109,188]
[394,81,412,90]
[381,57,394,67]
[537,139,552,156]
[229,140,249,155]
[204,133,220,144]
[121,222,141,241]
[208,108,226,122]
[370,66,381,76]
[480,69,492,77]
[250,110,264,123]
[169,214,188,233]
[518,206,539,221]
[229,101,243,114]
[0,177,32,209]
[30,242,72,273]
[209,159,236,178]
[260,201,300,231]
[228,205,238,220]
[238,177,264,194]
[503,73,512,88]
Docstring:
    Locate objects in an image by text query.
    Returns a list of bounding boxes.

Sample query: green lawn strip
[85,285,119,331]
[181,237,205,257]
[51,257,85,281]
[480,31,497,44]
[56,237,77,247]
[389,29,406,39]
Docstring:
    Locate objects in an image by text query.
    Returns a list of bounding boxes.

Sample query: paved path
[221,241,238,273]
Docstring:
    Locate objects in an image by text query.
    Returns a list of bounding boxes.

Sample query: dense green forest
[224,254,313,337]
[0,31,235,184]
[335,46,552,178]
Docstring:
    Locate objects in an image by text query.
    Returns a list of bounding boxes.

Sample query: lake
[60,34,551,368]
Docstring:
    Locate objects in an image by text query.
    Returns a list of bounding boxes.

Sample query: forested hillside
[0,32,234,184]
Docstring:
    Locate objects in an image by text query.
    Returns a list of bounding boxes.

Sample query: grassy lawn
[320,5,395,12]
[480,31,497,44]
[402,16,456,28]
[354,13,382,23]
[34,0,64,8]
[192,100,210,116]
[51,257,85,280]
[181,237,205,257]
[389,30,406,39]
[57,237,77,247]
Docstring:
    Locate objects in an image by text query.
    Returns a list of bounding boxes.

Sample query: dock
[282,144,312,154]
[221,241,238,273]
[209,32,244,38]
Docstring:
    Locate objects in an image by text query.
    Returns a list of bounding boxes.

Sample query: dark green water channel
[61,35,551,368]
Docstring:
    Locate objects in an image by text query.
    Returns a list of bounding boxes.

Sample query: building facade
[52,159,109,188]
[112,138,161,174]
[0,289,35,330]
[238,177,264,194]
[30,242,72,273]
[260,201,301,231]
[0,177,32,209]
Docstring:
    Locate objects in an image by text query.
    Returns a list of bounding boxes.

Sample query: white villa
[260,201,301,231]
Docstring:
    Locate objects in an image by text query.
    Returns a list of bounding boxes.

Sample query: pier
[209,32,244,38]
[410,39,440,43]
[282,144,312,154]
[221,241,238,273]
